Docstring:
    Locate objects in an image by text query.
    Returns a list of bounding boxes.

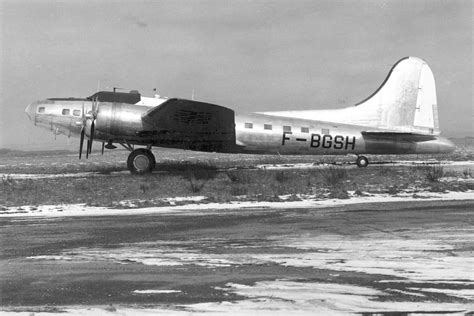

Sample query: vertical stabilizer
[354,56,439,134]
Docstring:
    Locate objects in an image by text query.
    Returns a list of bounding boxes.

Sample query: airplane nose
[25,101,38,121]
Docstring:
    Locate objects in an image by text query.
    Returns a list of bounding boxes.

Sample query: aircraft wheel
[356,155,369,168]
[127,148,156,174]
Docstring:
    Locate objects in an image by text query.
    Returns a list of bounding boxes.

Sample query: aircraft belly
[361,134,454,155]
[363,137,417,154]
[236,130,283,153]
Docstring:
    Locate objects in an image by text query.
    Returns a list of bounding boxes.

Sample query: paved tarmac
[1,200,473,314]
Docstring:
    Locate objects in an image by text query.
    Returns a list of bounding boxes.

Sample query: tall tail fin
[259,57,440,134]
[355,56,439,134]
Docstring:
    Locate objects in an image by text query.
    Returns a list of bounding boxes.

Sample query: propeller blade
[92,97,99,118]
[101,142,105,155]
[86,120,95,158]
[79,127,85,159]
[90,120,95,147]
[86,140,90,159]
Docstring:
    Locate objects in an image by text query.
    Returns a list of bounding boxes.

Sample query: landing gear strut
[356,155,369,168]
[127,148,156,174]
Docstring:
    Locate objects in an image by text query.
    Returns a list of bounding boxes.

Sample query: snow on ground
[407,288,474,300]
[257,160,474,170]
[3,281,472,315]
[0,171,129,180]
[260,232,474,282]
[1,190,473,218]
[3,174,473,315]
[19,193,474,314]
[133,289,182,294]
[26,226,474,283]
[207,281,473,314]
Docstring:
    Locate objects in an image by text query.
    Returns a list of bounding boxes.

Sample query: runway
[1,199,473,314]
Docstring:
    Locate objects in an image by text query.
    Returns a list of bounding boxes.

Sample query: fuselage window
[264,124,272,130]
[283,125,291,132]
[245,123,253,129]
[73,109,81,116]
[301,127,309,133]
[38,107,45,113]
[322,128,330,134]
[62,109,70,115]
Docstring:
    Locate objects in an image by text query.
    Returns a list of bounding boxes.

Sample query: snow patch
[408,287,474,300]
[1,191,473,218]
[205,280,471,314]
[133,289,181,294]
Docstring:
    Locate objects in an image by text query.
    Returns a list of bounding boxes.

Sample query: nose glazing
[25,101,38,121]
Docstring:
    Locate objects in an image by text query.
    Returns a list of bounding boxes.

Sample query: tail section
[260,56,440,135]
[355,56,439,134]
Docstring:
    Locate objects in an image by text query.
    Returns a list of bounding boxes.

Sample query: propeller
[78,97,99,159]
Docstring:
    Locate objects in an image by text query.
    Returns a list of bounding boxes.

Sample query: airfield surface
[1,146,474,314]
[1,199,473,315]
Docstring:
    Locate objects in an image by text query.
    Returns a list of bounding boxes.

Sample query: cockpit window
[73,109,81,116]
[62,109,70,115]
[88,91,141,104]
[38,107,45,113]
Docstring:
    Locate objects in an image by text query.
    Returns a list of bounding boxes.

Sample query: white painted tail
[354,56,439,134]
[260,57,440,134]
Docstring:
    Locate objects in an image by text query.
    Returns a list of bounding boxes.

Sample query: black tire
[127,149,156,174]
[356,155,369,168]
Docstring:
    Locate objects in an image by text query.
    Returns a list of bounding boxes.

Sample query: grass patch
[225,169,253,183]
[424,165,445,182]
[462,168,472,178]
[319,166,348,188]
[274,170,291,183]
[1,147,473,207]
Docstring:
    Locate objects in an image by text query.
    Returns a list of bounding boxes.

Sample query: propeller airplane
[25,57,455,174]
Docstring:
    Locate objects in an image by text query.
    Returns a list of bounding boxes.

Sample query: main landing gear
[127,148,156,174]
[356,155,369,168]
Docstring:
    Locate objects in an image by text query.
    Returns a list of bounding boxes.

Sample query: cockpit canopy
[87,90,141,104]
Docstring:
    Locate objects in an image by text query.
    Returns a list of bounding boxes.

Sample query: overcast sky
[0,0,472,149]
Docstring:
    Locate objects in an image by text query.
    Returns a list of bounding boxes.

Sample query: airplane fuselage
[26,97,454,156]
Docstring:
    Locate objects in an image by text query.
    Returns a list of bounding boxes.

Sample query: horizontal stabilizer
[361,131,436,141]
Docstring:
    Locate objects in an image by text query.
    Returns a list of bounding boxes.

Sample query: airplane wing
[141,98,237,152]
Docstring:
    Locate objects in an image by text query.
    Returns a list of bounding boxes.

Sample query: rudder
[355,56,439,134]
